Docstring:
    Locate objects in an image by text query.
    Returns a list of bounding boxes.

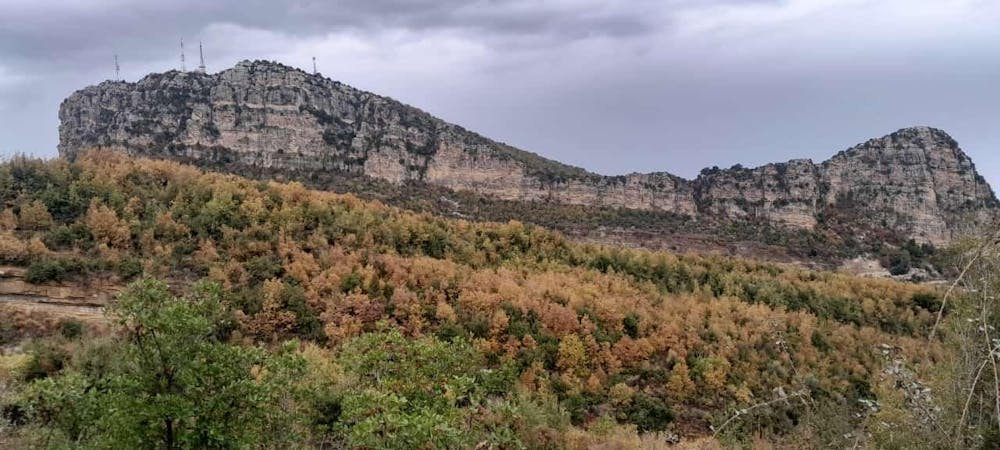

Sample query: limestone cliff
[59,60,996,246]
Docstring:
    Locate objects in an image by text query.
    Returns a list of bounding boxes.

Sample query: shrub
[25,259,68,284]
[620,392,674,432]
[43,224,94,251]
[17,279,310,448]
[59,320,84,340]
[24,258,90,284]
[23,341,71,381]
[0,353,32,382]
[911,292,941,312]
[0,232,28,263]
[245,255,284,284]
[18,200,53,231]
[114,258,143,281]
[336,329,502,449]
[623,313,640,339]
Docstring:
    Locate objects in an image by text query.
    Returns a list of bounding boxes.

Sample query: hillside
[0,151,963,448]
[58,61,996,265]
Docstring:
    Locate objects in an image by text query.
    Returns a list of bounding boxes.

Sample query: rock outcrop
[59,60,996,246]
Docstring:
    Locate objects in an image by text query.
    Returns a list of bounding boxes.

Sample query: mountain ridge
[58,60,996,249]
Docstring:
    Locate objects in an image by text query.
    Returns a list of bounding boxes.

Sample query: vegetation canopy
[0,150,982,448]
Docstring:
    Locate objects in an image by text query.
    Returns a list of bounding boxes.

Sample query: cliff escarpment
[59,60,996,247]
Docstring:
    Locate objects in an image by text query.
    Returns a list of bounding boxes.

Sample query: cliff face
[59,60,996,246]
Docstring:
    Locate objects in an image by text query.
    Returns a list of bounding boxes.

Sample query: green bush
[24,340,71,381]
[43,224,94,251]
[335,329,510,449]
[24,257,94,284]
[59,320,83,340]
[620,392,674,432]
[25,259,68,284]
[17,279,309,448]
[245,255,284,284]
[114,258,143,281]
[623,313,640,339]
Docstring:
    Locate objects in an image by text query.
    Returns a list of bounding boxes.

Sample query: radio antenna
[180,39,186,71]
[312,56,317,75]
[114,54,120,81]
[198,41,206,73]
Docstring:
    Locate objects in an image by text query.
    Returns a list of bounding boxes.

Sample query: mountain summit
[59,60,996,250]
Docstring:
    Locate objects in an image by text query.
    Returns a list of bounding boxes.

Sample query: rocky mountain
[59,60,996,250]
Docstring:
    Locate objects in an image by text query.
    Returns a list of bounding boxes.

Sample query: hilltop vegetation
[0,151,975,448]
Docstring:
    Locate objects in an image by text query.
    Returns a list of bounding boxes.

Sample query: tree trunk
[165,417,174,450]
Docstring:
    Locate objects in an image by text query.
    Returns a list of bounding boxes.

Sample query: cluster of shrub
[0,151,948,447]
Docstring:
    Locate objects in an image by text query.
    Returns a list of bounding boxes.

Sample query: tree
[667,361,696,401]
[335,329,514,449]
[84,199,131,249]
[557,334,588,379]
[18,200,53,231]
[21,279,307,449]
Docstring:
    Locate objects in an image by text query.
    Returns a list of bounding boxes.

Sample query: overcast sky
[1,0,998,187]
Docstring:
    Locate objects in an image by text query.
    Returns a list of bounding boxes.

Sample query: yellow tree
[85,200,131,249]
[557,334,588,381]
[18,200,52,231]
[667,361,696,402]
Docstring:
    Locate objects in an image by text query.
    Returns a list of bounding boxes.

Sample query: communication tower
[198,41,206,73]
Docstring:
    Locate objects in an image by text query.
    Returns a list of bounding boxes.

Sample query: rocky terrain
[59,60,996,250]
[0,267,111,323]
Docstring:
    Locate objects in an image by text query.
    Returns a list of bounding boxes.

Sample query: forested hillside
[0,151,984,448]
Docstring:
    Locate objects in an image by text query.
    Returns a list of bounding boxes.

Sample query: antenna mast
[312,56,317,75]
[114,54,120,81]
[180,39,186,71]
[198,41,206,73]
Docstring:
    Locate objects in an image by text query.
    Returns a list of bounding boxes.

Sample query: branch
[930,229,1000,340]
[955,356,991,446]
[980,289,1000,434]
[712,389,809,437]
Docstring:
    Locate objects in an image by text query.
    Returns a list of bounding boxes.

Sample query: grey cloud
[0,0,660,69]
[0,0,997,189]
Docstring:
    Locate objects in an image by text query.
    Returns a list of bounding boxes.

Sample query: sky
[1,0,998,187]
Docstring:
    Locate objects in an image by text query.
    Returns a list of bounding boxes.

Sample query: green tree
[336,329,515,449]
[21,279,307,449]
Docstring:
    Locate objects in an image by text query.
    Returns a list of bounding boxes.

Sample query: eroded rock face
[820,127,996,244]
[59,60,996,245]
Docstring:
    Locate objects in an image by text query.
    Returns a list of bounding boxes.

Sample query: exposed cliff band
[59,60,996,245]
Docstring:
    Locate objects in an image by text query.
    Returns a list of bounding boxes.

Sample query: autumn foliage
[0,151,947,444]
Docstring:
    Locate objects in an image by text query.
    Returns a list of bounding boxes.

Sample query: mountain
[58,60,996,257]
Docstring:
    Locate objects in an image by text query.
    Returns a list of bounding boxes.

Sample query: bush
[23,341,70,381]
[881,248,912,276]
[0,319,14,346]
[623,313,640,339]
[620,392,674,432]
[24,258,91,284]
[43,224,94,251]
[25,259,68,284]
[114,258,143,281]
[18,200,53,231]
[16,279,310,448]
[245,255,284,284]
[911,292,941,312]
[336,330,501,449]
[59,320,84,340]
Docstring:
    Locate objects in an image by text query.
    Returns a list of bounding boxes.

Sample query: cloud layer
[1,0,998,187]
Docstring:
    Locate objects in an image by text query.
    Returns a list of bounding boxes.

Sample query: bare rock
[59,60,997,246]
